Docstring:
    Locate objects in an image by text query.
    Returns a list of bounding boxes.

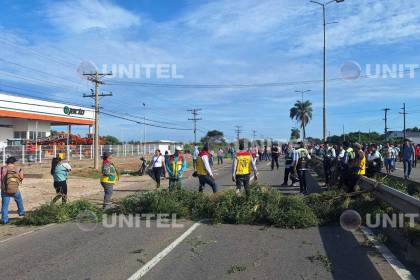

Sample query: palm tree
[290,100,313,140]
[290,128,300,140]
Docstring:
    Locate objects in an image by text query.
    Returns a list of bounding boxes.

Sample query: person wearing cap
[232,141,258,197]
[196,143,218,193]
[100,152,119,210]
[166,146,187,191]
[1,157,24,224]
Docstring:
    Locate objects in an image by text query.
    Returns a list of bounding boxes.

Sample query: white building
[143,140,177,155]
[0,92,95,147]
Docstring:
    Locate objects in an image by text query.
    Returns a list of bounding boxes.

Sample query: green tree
[200,130,225,144]
[103,135,121,145]
[290,100,313,140]
[290,128,300,140]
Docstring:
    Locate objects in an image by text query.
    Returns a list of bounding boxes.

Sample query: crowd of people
[313,138,420,193]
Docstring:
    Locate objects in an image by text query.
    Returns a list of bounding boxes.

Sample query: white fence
[0,144,159,165]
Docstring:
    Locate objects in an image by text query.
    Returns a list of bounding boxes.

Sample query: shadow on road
[318,226,385,280]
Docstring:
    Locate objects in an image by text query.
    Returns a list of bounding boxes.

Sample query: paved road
[390,161,420,182]
[0,157,412,280]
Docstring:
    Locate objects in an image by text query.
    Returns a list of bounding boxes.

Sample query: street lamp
[310,0,345,141]
[295,89,311,103]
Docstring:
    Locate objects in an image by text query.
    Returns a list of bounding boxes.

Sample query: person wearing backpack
[1,157,24,224]
[51,156,71,204]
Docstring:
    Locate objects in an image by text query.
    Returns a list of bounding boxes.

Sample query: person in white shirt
[151,149,166,188]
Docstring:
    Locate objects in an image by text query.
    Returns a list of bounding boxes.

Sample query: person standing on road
[322,141,336,187]
[232,141,258,197]
[166,146,187,191]
[1,157,24,224]
[192,146,199,171]
[382,143,396,175]
[217,148,224,165]
[196,144,218,193]
[100,152,119,210]
[415,144,420,168]
[151,149,165,189]
[271,142,280,170]
[402,139,415,179]
[296,142,311,194]
[281,143,299,187]
[366,144,382,178]
[51,156,71,204]
[349,143,366,191]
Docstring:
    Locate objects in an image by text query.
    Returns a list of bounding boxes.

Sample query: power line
[0,57,83,86]
[101,111,192,130]
[187,108,202,144]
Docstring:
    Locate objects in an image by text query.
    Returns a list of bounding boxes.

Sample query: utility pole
[400,103,407,140]
[188,108,202,145]
[310,0,345,142]
[343,124,345,141]
[382,108,390,141]
[83,71,112,170]
[142,103,146,155]
[234,126,242,142]
[252,130,257,146]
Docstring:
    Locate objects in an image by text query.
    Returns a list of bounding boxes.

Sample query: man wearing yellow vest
[100,152,119,210]
[231,141,258,197]
[196,143,218,193]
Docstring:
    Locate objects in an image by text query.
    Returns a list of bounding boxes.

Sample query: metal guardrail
[310,155,420,219]
[358,177,420,220]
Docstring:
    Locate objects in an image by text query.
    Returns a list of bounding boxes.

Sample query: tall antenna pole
[188,108,202,144]
[235,126,242,142]
[400,103,407,140]
[382,108,390,141]
[83,71,112,170]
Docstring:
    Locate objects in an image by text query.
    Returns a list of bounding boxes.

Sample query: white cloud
[47,0,141,34]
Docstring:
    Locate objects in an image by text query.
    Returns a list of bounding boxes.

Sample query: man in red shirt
[415,144,420,168]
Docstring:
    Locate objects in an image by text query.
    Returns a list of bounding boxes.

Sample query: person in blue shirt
[401,139,415,179]
[51,156,71,204]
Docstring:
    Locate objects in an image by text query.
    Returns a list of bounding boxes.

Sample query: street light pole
[310,0,344,141]
[295,89,311,103]
[142,103,146,155]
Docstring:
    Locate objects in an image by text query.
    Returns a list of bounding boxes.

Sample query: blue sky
[1,0,420,142]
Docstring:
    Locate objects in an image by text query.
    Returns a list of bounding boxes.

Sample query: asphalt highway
[0,158,411,280]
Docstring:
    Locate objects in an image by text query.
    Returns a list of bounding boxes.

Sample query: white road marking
[360,227,416,280]
[266,162,271,166]
[127,221,202,280]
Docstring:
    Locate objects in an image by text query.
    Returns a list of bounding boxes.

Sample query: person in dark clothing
[271,143,280,170]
